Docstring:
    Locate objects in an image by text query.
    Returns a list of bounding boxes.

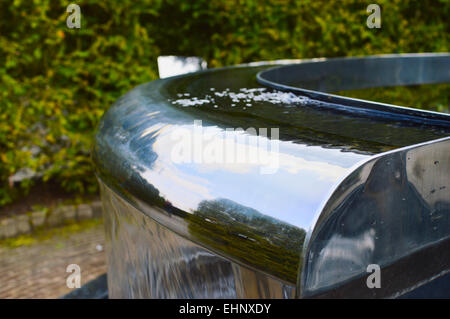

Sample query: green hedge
[1,0,449,206]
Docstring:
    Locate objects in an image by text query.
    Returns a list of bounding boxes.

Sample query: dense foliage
[1,0,449,206]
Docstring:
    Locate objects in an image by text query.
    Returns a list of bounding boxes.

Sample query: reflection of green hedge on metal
[188,199,305,283]
[1,0,449,206]
[188,214,303,284]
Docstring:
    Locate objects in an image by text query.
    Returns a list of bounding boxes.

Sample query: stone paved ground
[0,222,106,298]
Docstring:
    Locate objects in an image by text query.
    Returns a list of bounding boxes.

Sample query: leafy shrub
[1,0,449,206]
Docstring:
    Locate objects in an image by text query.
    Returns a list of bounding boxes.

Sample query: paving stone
[0,220,6,239]
[3,200,101,239]
[62,206,76,220]
[91,201,103,218]
[15,215,31,234]
[77,204,92,220]
[0,218,17,239]
[0,222,106,298]
[31,211,46,228]
[47,209,63,227]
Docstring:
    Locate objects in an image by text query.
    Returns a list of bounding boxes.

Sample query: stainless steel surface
[94,55,450,298]
[101,182,295,298]
[301,137,450,298]
[157,56,207,79]
[257,53,450,126]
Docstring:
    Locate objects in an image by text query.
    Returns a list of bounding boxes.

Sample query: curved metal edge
[96,175,298,289]
[256,53,450,127]
[300,136,450,298]
[92,66,314,286]
[158,58,301,80]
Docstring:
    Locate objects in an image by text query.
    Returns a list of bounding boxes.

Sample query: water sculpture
[93,53,450,298]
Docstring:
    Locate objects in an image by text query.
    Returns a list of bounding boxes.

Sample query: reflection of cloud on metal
[162,122,362,178]
[142,160,214,213]
[147,122,369,225]
[307,229,376,291]
[157,56,207,79]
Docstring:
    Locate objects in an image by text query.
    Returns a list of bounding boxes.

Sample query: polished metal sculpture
[93,53,450,298]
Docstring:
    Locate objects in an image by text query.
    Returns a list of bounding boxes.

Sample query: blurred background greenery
[0,0,449,207]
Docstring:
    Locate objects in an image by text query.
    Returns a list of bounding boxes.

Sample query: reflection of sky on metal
[306,229,376,291]
[144,123,370,229]
[157,56,207,79]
